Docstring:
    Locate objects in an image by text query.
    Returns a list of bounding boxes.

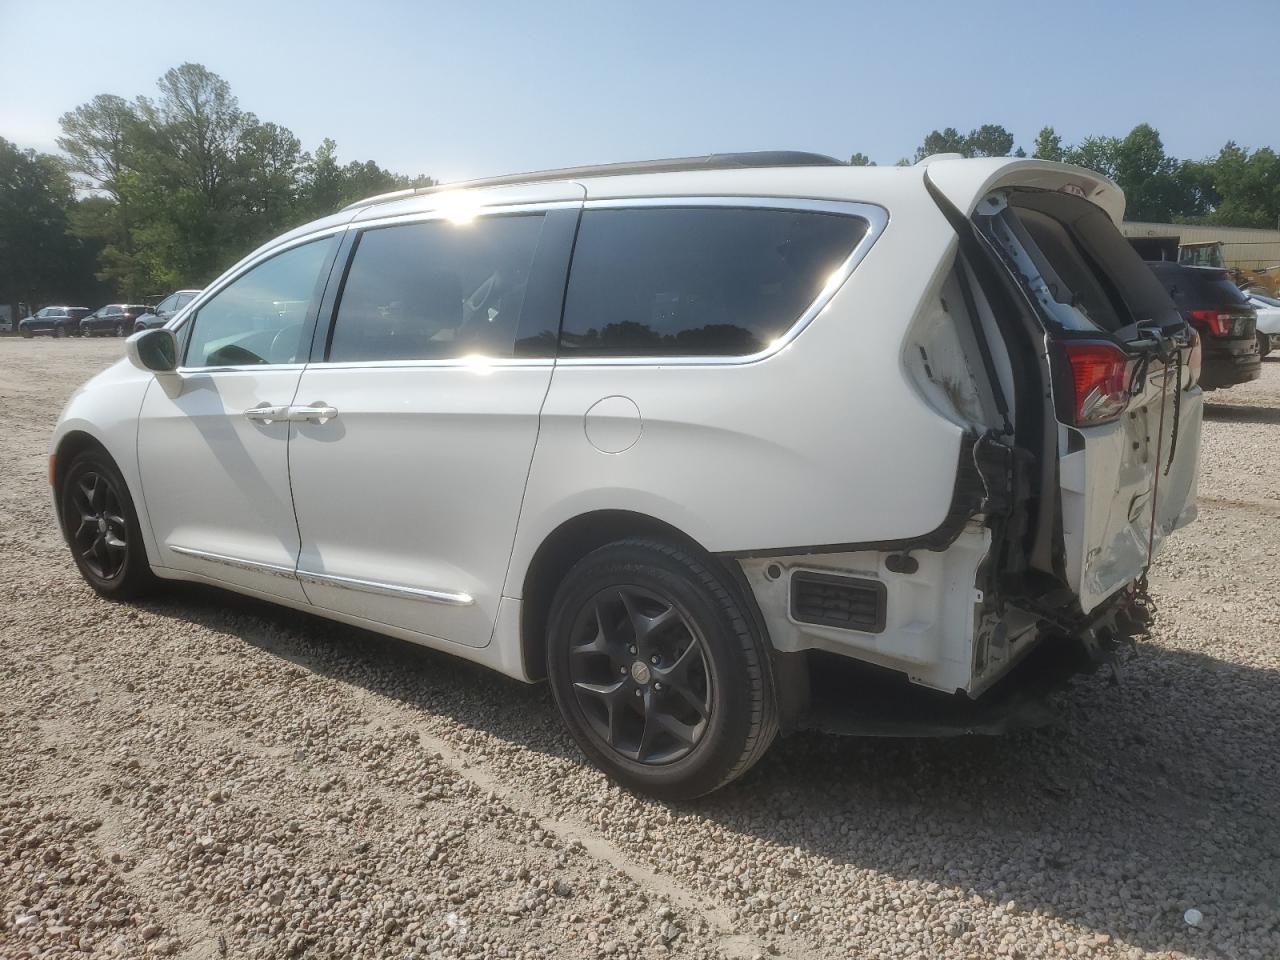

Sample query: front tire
[546,538,777,799]
[59,450,157,600]
[20,326,32,339]
[114,322,124,337]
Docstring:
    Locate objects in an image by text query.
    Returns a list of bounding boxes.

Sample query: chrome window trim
[295,569,474,606]
[168,545,299,580]
[352,199,581,231]
[558,196,888,367]
[313,357,555,372]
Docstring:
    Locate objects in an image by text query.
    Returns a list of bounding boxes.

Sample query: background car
[81,304,152,337]
[133,289,200,332]
[18,306,90,338]
[1246,292,1280,358]
[1146,262,1260,388]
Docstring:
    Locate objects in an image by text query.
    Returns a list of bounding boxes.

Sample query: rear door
[979,187,1201,611]
[286,194,581,648]
[928,160,1202,612]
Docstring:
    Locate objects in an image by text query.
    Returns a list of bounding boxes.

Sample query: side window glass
[184,237,337,368]
[327,214,546,363]
[559,207,868,357]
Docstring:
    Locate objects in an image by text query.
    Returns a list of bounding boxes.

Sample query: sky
[2,0,1276,182]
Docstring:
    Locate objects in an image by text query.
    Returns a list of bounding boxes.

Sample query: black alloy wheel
[60,451,156,599]
[547,539,777,799]
[67,470,129,580]
[567,584,713,764]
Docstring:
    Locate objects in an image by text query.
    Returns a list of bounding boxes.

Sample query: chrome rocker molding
[295,569,474,606]
[167,545,473,606]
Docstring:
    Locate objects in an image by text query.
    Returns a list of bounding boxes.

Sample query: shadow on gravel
[146,584,1280,959]
[1203,403,1280,425]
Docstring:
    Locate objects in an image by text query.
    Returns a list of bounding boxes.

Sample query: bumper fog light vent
[790,572,886,633]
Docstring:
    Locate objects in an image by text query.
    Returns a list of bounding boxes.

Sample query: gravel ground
[1,337,1277,960]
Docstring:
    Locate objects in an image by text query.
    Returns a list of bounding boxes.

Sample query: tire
[20,327,32,339]
[114,322,124,337]
[53,324,65,339]
[59,449,157,601]
[1259,333,1272,360]
[546,538,777,799]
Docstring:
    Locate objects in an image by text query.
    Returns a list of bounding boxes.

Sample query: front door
[137,234,342,601]
[287,203,578,647]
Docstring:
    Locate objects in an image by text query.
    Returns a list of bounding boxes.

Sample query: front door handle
[288,402,339,425]
[243,402,290,424]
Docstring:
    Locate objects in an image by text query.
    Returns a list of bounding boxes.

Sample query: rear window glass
[1149,266,1249,310]
[559,207,868,357]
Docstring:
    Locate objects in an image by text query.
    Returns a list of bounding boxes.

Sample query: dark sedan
[81,304,152,337]
[133,289,201,332]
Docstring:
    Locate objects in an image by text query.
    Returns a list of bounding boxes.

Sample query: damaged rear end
[742,159,1202,730]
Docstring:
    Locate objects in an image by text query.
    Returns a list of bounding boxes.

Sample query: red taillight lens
[1189,309,1233,336]
[1060,340,1133,426]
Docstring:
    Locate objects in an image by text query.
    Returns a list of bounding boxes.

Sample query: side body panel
[136,367,310,602]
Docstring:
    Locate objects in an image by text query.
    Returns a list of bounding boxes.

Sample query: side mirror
[126,328,179,373]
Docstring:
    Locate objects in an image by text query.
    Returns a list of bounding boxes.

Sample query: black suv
[81,304,151,337]
[1146,262,1260,389]
[18,306,90,338]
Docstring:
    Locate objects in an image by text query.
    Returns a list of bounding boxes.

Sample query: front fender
[50,359,158,567]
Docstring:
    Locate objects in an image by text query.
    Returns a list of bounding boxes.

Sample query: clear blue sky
[2,0,1275,181]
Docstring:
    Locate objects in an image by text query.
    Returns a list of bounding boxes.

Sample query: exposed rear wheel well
[519,511,713,681]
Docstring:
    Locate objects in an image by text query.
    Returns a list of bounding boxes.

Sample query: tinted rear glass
[1149,265,1250,310]
[559,207,868,357]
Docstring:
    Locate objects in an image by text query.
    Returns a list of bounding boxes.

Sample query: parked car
[1146,262,1260,388]
[50,153,1202,798]
[1246,292,1280,358]
[133,289,201,332]
[82,304,152,337]
[19,306,90,338]
[0,304,30,332]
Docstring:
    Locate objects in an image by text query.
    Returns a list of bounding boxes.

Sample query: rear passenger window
[327,214,546,362]
[559,207,868,357]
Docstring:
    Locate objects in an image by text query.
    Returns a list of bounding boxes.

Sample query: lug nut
[628,645,637,655]
[650,655,660,664]
[653,682,663,691]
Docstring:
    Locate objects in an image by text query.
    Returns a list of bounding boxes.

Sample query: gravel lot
[2,337,1277,960]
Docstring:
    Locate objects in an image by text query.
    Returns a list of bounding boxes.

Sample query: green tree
[915,127,967,161]
[1208,143,1280,228]
[0,138,103,311]
[1032,126,1065,162]
[848,152,875,166]
[965,124,1015,158]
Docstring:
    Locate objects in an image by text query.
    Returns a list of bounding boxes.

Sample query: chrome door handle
[288,402,339,424]
[243,403,290,424]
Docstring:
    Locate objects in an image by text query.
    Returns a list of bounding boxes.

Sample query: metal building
[1120,221,1280,272]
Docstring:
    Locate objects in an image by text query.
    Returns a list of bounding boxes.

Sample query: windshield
[1250,293,1280,308]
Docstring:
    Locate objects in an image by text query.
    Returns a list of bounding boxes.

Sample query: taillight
[1187,329,1202,389]
[1189,309,1232,336]
[1057,340,1133,426]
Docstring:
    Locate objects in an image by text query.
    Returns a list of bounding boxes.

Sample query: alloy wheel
[68,471,128,580]
[567,585,713,764]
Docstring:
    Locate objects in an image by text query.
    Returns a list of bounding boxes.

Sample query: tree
[1208,143,1280,229]
[57,94,137,198]
[848,152,875,167]
[0,138,103,311]
[1064,135,1120,179]
[1032,126,1065,162]
[915,127,967,161]
[965,124,1015,158]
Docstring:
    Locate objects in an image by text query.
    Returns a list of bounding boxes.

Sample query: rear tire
[20,327,32,339]
[59,449,157,601]
[114,322,124,337]
[53,325,65,339]
[546,538,777,799]
[1259,333,1271,359]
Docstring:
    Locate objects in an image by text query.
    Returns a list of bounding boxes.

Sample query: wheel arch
[519,509,724,682]
[51,430,114,522]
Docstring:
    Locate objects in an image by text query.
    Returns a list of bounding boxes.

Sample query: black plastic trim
[790,572,887,634]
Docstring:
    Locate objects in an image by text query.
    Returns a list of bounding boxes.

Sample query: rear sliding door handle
[243,403,290,424]
[288,402,339,425]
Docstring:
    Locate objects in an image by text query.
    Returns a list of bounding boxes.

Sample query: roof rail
[341,151,847,212]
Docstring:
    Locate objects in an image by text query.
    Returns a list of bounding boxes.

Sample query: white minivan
[51,152,1202,798]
